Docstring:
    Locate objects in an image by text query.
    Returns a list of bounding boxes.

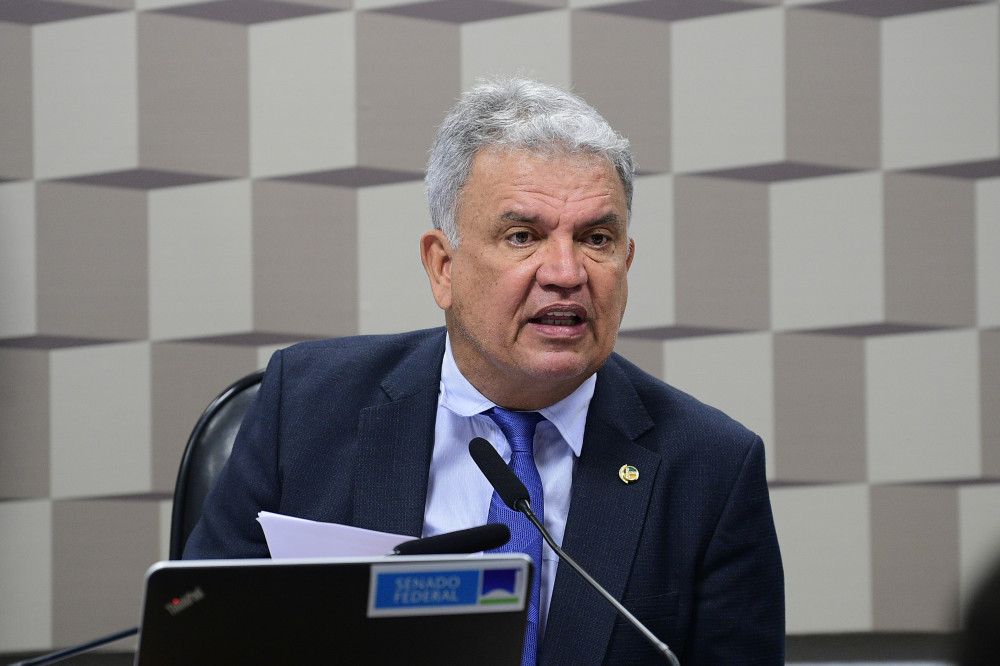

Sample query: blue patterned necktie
[485,407,546,666]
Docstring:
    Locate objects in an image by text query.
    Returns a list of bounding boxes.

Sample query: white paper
[257,511,411,559]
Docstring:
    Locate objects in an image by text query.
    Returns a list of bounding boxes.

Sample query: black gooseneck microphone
[468,436,681,666]
[392,523,511,555]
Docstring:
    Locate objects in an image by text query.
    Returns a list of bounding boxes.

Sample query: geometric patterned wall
[1,0,998,654]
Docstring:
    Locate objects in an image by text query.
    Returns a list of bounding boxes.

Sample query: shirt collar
[439,333,595,457]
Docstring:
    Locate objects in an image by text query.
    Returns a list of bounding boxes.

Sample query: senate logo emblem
[618,464,639,484]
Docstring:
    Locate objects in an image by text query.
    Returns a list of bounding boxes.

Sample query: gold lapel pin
[619,464,639,484]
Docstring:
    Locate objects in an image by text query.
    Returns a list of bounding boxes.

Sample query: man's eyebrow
[499,211,538,223]
[497,211,625,228]
[584,212,625,229]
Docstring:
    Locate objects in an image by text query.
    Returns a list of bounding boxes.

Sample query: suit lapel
[351,331,446,538]
[541,356,661,664]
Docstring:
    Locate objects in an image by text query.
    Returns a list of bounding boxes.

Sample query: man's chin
[519,351,604,385]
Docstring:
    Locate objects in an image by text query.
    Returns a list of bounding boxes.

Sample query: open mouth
[529,308,586,327]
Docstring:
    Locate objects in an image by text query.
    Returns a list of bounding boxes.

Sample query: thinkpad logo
[164,586,205,616]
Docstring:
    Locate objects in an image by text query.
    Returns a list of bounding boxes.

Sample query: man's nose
[535,238,587,288]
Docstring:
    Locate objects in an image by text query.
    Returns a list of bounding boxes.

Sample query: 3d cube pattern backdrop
[1,0,999,653]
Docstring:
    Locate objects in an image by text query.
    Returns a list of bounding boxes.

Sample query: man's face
[421,147,634,409]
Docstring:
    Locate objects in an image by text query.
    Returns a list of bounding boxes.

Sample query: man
[185,78,784,664]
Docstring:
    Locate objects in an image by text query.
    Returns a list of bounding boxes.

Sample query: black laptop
[134,555,531,665]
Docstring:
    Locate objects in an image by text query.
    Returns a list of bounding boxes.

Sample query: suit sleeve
[182,351,285,559]
[686,435,785,664]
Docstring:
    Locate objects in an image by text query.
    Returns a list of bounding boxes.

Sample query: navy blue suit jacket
[185,327,784,664]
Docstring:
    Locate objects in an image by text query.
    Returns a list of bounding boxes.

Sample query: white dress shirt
[421,334,596,637]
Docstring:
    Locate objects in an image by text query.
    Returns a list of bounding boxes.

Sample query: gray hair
[426,77,634,247]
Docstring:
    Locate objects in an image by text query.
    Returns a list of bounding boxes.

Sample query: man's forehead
[454,147,628,235]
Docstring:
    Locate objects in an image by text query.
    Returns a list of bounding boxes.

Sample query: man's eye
[509,231,533,245]
[587,233,609,247]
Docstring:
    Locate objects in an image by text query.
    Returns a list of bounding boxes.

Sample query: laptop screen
[135,555,530,665]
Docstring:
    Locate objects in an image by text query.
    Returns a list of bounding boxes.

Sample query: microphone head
[393,523,510,556]
[469,436,529,511]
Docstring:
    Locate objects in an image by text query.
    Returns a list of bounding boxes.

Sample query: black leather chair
[169,369,264,559]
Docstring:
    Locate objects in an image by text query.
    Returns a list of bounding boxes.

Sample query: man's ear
[626,237,635,270]
[420,230,454,310]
